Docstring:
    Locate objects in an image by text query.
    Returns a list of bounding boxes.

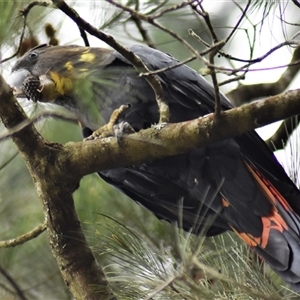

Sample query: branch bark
[61,89,300,177]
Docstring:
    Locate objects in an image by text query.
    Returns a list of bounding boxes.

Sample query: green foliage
[0,1,24,48]
[89,217,298,299]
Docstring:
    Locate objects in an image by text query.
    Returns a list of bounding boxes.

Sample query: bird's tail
[234,162,300,292]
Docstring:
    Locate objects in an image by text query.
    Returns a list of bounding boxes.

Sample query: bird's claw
[153,122,167,130]
[84,123,113,140]
[84,104,134,141]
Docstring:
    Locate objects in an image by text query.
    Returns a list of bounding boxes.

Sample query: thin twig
[140,41,224,76]
[0,222,46,248]
[228,40,300,74]
[19,1,51,17]
[220,40,298,65]
[0,110,78,142]
[0,10,28,64]
[192,258,281,300]
[106,0,208,65]
[227,45,300,105]
[131,15,155,48]
[188,28,210,47]
[144,275,176,300]
[278,16,300,27]
[216,58,300,74]
[195,43,300,76]
[0,151,19,171]
[21,1,89,47]
[142,56,196,77]
[291,0,300,9]
[190,1,219,43]
[150,1,192,20]
[0,265,27,300]
[219,74,246,86]
[190,2,223,115]
[209,55,221,116]
[78,27,89,46]
[225,0,251,43]
[221,4,256,82]
[141,40,225,78]
[131,0,155,48]
[107,0,300,78]
[52,0,170,123]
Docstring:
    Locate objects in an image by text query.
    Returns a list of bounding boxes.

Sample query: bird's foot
[84,104,135,141]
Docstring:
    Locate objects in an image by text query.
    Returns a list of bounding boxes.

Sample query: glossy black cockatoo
[8,44,300,291]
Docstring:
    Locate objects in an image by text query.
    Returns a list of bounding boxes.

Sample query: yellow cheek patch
[79,51,95,63]
[49,71,73,95]
[64,61,74,72]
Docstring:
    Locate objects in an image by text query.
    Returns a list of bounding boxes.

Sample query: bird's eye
[28,52,38,59]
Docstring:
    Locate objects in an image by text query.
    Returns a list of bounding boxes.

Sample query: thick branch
[59,89,300,178]
[0,75,114,300]
[227,46,300,149]
[227,46,300,106]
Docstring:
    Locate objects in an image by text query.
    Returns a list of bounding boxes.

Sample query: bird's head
[9,44,114,101]
[8,44,119,128]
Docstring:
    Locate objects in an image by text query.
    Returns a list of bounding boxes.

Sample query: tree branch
[190,2,224,116]
[227,46,300,105]
[105,0,207,66]
[60,89,300,178]
[0,222,46,248]
[291,0,300,9]
[130,0,155,48]
[0,265,27,300]
[227,46,300,150]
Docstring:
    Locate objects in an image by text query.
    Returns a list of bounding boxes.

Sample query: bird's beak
[6,69,31,98]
